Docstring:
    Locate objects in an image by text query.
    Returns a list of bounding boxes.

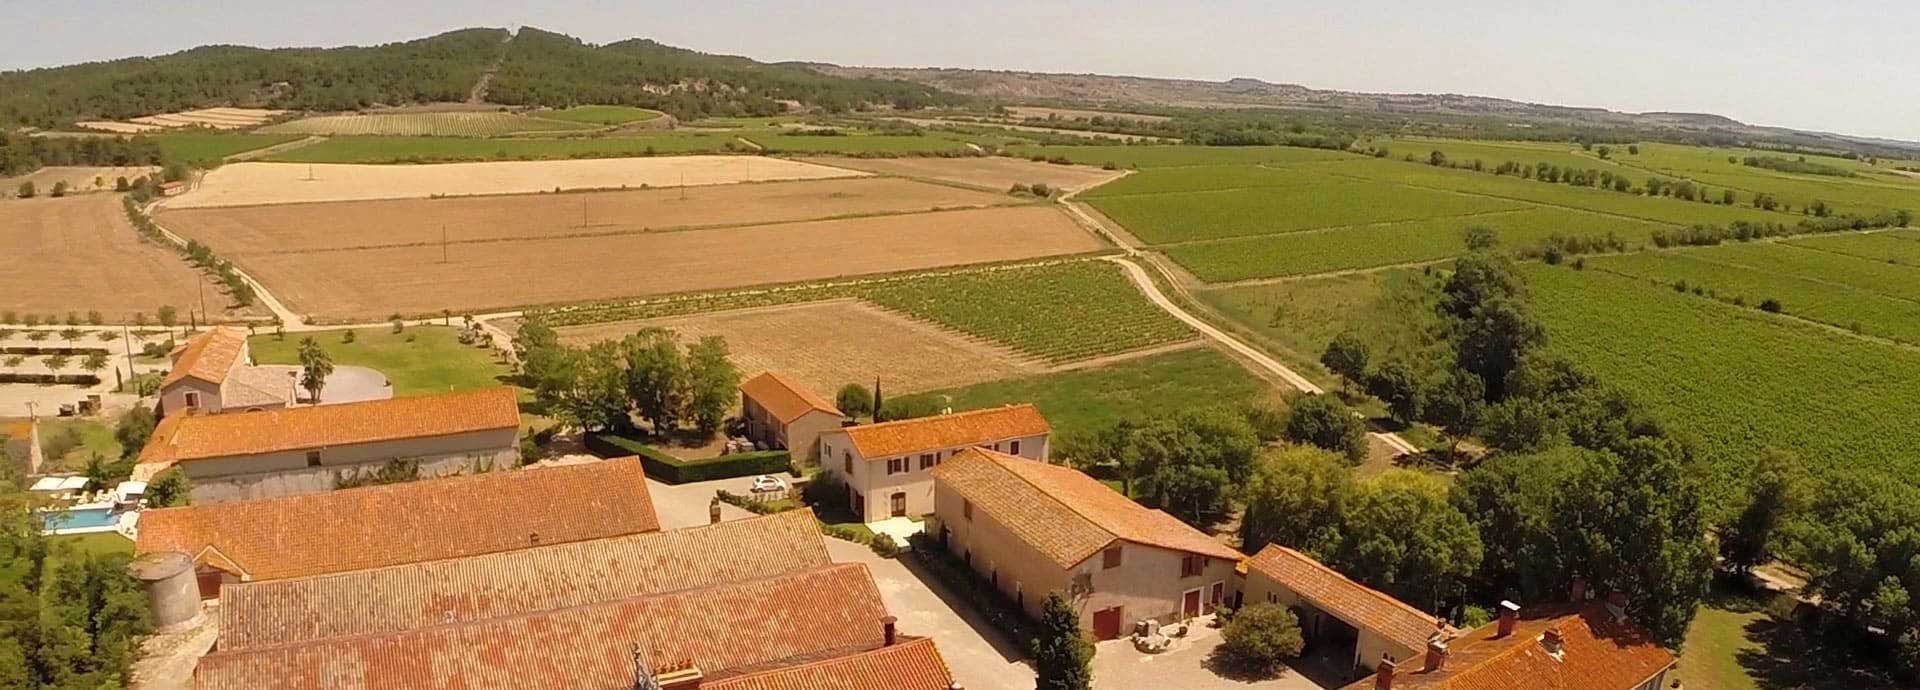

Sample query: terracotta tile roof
[1339,604,1677,690]
[704,638,954,690]
[1247,545,1449,653]
[216,509,831,650]
[137,387,520,465]
[741,372,842,424]
[219,365,293,409]
[932,448,1243,568]
[193,563,892,690]
[162,326,248,387]
[136,459,659,581]
[838,404,1050,458]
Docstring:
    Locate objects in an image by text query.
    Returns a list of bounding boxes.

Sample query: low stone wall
[187,448,513,504]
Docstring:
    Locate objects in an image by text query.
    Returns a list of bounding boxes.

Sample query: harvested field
[1,166,157,196]
[75,121,161,134]
[0,195,226,320]
[127,108,285,130]
[234,205,1102,319]
[555,299,1040,395]
[811,156,1122,193]
[258,111,593,137]
[157,176,1025,255]
[165,156,867,208]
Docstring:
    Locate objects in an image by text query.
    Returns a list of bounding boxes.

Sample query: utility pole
[121,323,136,391]
[197,275,207,320]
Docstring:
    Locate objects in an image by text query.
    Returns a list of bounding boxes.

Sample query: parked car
[750,475,788,493]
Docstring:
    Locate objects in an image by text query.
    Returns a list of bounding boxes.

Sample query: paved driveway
[1092,623,1329,690]
[827,539,1035,690]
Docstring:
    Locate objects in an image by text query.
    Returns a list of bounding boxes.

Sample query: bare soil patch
[157,177,1020,255]
[164,156,866,208]
[0,195,247,320]
[237,205,1101,320]
[556,299,1040,394]
[811,156,1123,193]
[1,166,157,197]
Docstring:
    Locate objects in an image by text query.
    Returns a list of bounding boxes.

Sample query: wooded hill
[0,27,959,128]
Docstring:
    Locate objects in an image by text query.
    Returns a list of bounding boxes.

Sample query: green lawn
[890,346,1274,437]
[1679,584,1898,690]
[153,133,303,166]
[36,417,122,471]
[541,105,666,125]
[262,133,737,163]
[247,325,510,396]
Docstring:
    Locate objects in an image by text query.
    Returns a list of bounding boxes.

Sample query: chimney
[1497,600,1520,637]
[1541,628,1565,655]
[1606,590,1630,622]
[1571,574,1588,603]
[1373,653,1396,689]
[709,499,722,525]
[882,616,898,646]
[1423,638,1448,672]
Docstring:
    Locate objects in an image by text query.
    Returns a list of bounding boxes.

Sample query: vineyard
[1609,143,1920,216]
[1090,175,1527,244]
[540,105,666,125]
[1785,229,1920,265]
[533,260,1192,364]
[889,347,1270,436]
[1005,144,1352,169]
[1081,163,1345,197]
[257,111,595,137]
[1526,264,1920,497]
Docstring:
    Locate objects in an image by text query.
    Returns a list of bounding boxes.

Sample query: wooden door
[890,492,907,517]
[1209,582,1226,612]
[1092,606,1124,641]
[196,570,224,600]
[1182,589,1203,618]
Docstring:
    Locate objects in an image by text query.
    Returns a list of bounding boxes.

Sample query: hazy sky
[4,0,1916,142]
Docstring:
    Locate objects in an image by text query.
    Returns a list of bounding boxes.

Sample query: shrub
[1284,394,1368,464]
[583,433,790,484]
[1759,298,1784,314]
[869,533,903,558]
[1219,603,1305,674]
[835,383,874,418]
[1030,182,1053,197]
[342,329,356,343]
[1008,183,1031,195]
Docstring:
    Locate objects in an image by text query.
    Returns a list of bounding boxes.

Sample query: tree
[1719,450,1809,574]
[113,407,156,460]
[621,329,688,434]
[157,305,177,327]
[1055,421,1144,498]
[1129,408,1261,525]
[15,181,32,198]
[1331,471,1483,612]
[1463,226,1500,250]
[835,383,874,419]
[1595,145,1612,159]
[1240,445,1351,557]
[297,336,333,403]
[50,181,68,198]
[1365,360,1424,424]
[81,453,114,494]
[1627,144,1640,155]
[1032,592,1093,690]
[1219,603,1305,674]
[146,468,191,507]
[1320,333,1370,391]
[80,351,108,375]
[114,176,130,191]
[1428,150,1449,167]
[683,335,739,437]
[1283,394,1367,464]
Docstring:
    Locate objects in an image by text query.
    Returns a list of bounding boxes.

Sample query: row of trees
[0,132,164,177]
[516,320,740,437]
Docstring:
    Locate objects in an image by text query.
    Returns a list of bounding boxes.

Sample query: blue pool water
[40,507,116,532]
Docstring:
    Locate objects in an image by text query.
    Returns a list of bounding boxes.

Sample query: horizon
[2,1,1917,143]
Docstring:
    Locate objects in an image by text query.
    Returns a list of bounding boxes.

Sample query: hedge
[584,432,789,484]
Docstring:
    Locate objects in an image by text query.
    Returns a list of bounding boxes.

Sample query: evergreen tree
[1032,592,1093,690]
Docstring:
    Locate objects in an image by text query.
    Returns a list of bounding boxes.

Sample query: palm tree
[298,337,334,404]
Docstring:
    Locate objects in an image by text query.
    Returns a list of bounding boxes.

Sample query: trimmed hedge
[584,433,789,484]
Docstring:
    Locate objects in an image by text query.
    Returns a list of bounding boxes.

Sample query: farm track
[222,136,327,163]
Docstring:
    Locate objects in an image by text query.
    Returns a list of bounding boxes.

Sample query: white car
[750,475,788,493]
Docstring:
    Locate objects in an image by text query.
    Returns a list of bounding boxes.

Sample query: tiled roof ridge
[851,402,1037,432]
[201,561,877,661]
[747,371,843,420]
[970,448,1119,549]
[707,637,948,687]
[142,451,629,518]
[142,386,521,464]
[1255,545,1447,629]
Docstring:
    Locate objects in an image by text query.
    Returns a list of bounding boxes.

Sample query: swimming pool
[39,506,117,533]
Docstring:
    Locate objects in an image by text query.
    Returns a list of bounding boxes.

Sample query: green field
[154,133,303,166]
[261,133,736,163]
[1526,264,1920,496]
[34,417,122,472]
[1365,136,1617,173]
[1007,144,1353,169]
[540,105,665,125]
[1197,269,1443,388]
[536,260,1190,365]
[1785,228,1920,264]
[248,325,510,396]
[891,346,1272,436]
[1315,157,1786,227]
[1090,176,1527,244]
[1608,143,1920,216]
[258,111,595,137]
[1083,163,1348,197]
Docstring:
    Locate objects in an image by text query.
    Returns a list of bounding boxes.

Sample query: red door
[196,570,224,600]
[1182,589,1203,618]
[1092,607,1124,641]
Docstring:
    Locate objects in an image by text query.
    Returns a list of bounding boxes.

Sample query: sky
[3,0,1916,142]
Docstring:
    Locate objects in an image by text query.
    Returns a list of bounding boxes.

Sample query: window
[184,391,201,409]
[919,453,936,470]
[1180,555,1207,578]
[1011,439,1022,455]
[1103,546,1123,569]
[844,455,853,475]
[963,499,973,520]
[887,458,906,475]
[305,450,321,467]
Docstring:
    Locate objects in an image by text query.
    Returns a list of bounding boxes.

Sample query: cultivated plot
[157,176,1023,255]
[1089,177,1528,244]
[809,156,1122,193]
[258,111,594,136]
[165,156,867,207]
[262,133,736,164]
[0,195,227,320]
[1006,145,1353,169]
[556,299,1042,395]
[234,205,1102,319]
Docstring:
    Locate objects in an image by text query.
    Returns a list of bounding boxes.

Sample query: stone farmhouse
[1242,544,1455,678]
[157,326,293,417]
[930,447,1244,640]
[134,458,660,599]
[133,387,521,503]
[1341,592,1677,690]
[738,371,844,466]
[819,403,1051,523]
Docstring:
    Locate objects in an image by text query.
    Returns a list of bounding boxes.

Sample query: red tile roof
[1247,545,1450,653]
[216,509,830,650]
[162,326,248,388]
[837,404,1050,458]
[932,448,1243,568]
[136,459,659,581]
[193,563,892,690]
[704,638,953,690]
[741,372,842,424]
[137,387,520,465]
[1339,604,1677,690]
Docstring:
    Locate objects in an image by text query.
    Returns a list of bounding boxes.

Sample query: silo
[127,551,202,631]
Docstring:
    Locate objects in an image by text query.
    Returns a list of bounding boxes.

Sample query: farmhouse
[157,326,293,417]
[134,387,520,502]
[739,371,843,466]
[818,404,1050,523]
[1340,594,1677,690]
[193,563,954,690]
[1241,544,1455,677]
[134,458,659,598]
[929,448,1243,640]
